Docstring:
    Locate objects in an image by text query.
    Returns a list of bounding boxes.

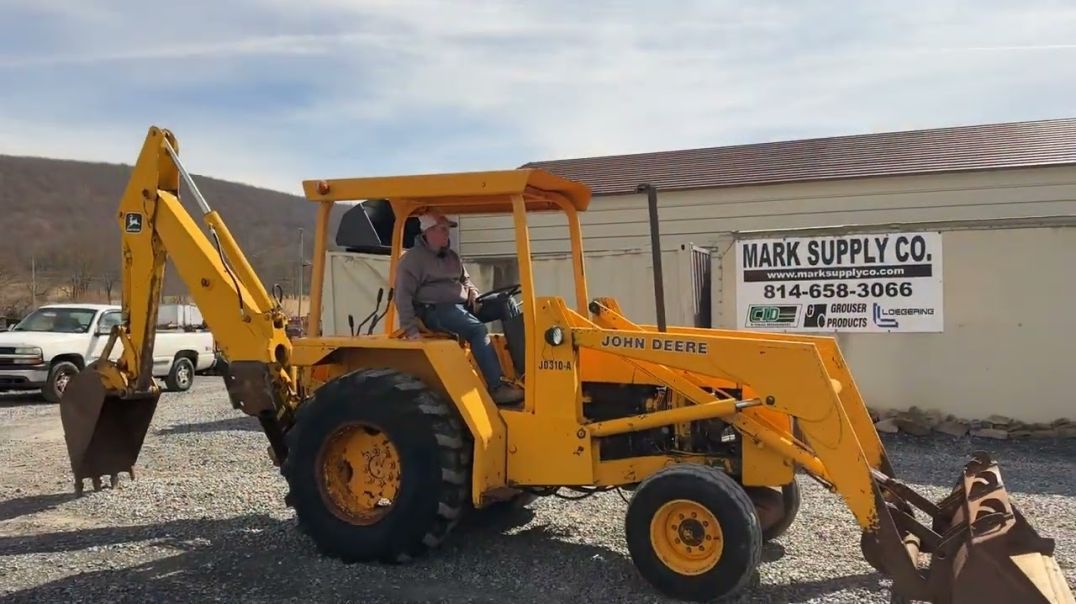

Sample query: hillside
[0,154,351,317]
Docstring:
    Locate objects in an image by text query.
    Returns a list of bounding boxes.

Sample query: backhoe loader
[59,126,1073,603]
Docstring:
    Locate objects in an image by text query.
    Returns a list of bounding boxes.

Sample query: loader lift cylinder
[638,183,666,332]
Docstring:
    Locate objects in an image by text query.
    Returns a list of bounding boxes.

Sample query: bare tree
[61,270,93,301]
[99,269,119,304]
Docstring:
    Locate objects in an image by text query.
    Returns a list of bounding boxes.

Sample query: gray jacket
[394,234,479,335]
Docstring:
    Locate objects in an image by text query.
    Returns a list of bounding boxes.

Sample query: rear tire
[281,368,470,563]
[746,479,802,542]
[625,465,762,602]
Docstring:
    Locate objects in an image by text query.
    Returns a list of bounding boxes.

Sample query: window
[12,307,99,334]
[97,311,122,335]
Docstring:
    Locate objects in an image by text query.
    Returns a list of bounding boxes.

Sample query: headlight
[14,346,41,355]
[544,326,564,346]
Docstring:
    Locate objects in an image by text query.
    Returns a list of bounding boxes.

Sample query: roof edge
[520,116,1076,168]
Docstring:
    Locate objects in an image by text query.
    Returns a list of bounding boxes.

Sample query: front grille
[0,363,45,370]
[0,347,15,355]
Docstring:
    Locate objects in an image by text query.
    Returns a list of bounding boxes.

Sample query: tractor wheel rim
[317,422,402,526]
[649,499,723,575]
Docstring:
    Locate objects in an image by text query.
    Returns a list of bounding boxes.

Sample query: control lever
[367,288,394,335]
[348,314,355,337]
[355,288,384,335]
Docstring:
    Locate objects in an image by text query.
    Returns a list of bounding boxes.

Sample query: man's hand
[467,289,481,313]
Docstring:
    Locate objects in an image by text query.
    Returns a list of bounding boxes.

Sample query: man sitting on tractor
[394,210,525,406]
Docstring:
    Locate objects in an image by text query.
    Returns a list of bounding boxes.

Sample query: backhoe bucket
[865,452,1075,604]
[59,366,160,494]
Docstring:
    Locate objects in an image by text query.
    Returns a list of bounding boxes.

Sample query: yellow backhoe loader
[59,126,1073,603]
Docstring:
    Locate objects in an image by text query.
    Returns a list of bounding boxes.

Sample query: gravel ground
[1,377,1073,603]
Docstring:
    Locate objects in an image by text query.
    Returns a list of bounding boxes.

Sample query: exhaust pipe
[636,183,666,332]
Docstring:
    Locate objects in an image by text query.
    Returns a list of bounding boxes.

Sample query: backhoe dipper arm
[59,126,298,493]
[120,126,294,388]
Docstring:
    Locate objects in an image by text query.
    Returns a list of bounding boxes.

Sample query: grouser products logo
[746,304,798,327]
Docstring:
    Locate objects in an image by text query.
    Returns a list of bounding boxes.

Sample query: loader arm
[60,126,299,492]
[574,300,1073,604]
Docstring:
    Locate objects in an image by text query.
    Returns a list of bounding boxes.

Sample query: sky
[1,0,1075,195]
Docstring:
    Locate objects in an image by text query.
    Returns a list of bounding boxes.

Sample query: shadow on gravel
[0,492,78,522]
[0,393,48,408]
[879,434,1076,497]
[1,509,893,604]
[154,416,262,436]
[761,541,786,563]
[748,571,885,603]
[0,512,629,603]
[0,514,280,556]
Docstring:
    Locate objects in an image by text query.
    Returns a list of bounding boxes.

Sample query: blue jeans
[420,302,509,390]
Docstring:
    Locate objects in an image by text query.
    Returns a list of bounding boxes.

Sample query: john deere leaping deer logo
[124,212,143,233]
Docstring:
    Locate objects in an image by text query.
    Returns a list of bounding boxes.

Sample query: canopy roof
[302,168,591,213]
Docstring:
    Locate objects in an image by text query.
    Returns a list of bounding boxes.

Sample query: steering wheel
[476,283,521,303]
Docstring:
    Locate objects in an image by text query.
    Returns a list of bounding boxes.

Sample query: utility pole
[31,254,36,310]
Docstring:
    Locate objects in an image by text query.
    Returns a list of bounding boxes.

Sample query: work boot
[490,384,525,406]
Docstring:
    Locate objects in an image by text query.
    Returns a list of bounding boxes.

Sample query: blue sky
[1,0,1075,195]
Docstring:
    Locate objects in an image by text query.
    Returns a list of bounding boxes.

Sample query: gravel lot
[1,377,1073,603]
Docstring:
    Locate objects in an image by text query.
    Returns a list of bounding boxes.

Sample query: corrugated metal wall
[471,245,710,327]
[710,218,1076,423]
[458,166,1076,256]
[320,245,712,337]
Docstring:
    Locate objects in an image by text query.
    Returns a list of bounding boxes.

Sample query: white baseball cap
[417,211,457,231]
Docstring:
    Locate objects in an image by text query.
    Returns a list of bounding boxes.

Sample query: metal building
[456,118,1076,423]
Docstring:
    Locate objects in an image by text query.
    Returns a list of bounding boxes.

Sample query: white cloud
[269,0,1076,159]
[1,0,1074,193]
[0,33,376,68]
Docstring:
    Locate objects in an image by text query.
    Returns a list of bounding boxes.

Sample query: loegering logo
[873,303,898,328]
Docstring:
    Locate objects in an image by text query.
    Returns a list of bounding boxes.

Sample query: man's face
[424,224,450,250]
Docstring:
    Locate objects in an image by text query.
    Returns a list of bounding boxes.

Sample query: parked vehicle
[0,303,215,402]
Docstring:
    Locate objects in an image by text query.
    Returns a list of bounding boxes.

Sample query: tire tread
[626,464,763,602]
[281,367,470,564]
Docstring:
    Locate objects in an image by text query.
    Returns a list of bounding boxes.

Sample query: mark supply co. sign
[735,231,943,333]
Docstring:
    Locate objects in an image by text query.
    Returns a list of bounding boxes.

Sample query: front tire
[281,368,470,563]
[44,360,80,403]
[625,465,762,602]
[165,357,195,392]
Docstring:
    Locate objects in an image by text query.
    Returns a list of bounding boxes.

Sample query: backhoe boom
[60,126,298,491]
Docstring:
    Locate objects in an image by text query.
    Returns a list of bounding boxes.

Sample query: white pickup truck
[0,303,216,402]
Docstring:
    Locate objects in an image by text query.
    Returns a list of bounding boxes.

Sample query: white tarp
[157,303,204,328]
[734,231,943,332]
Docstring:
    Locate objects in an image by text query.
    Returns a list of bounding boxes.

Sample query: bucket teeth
[59,367,159,495]
[72,467,135,496]
[865,452,1075,604]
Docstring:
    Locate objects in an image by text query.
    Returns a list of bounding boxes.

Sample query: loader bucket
[59,366,160,494]
[864,452,1075,604]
